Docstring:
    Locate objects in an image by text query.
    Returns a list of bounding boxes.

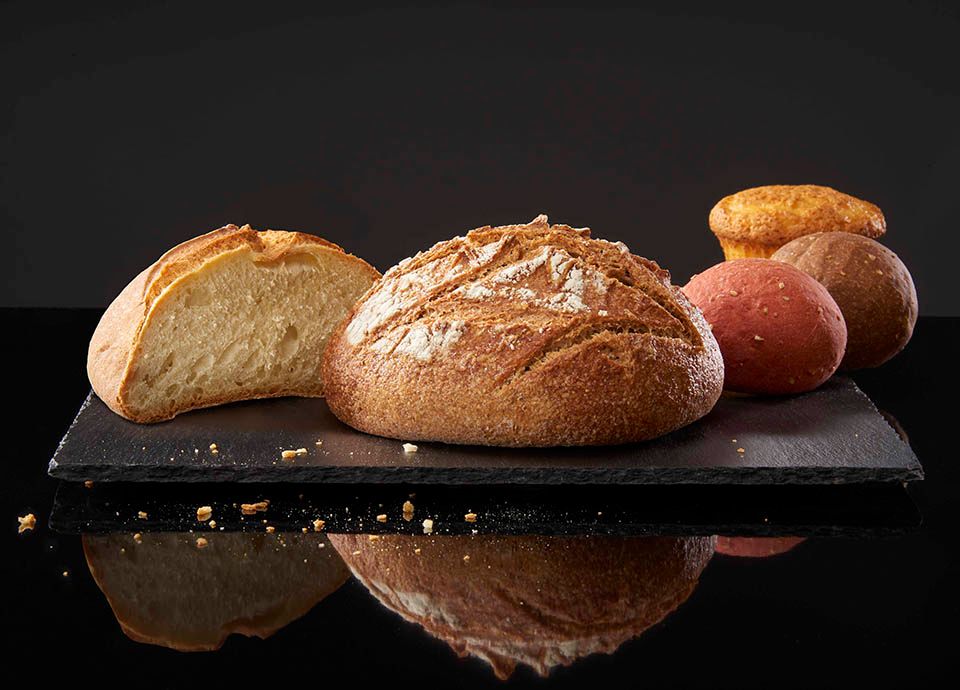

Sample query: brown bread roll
[771,232,918,370]
[322,215,724,447]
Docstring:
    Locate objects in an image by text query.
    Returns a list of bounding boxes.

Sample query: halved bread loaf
[83,532,349,651]
[322,215,724,446]
[88,224,380,422]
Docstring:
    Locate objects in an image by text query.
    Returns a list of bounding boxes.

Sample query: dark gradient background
[3,1,958,313]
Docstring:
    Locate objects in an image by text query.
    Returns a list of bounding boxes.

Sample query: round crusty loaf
[83,531,349,651]
[708,185,886,259]
[88,224,379,422]
[322,215,724,447]
[329,534,714,679]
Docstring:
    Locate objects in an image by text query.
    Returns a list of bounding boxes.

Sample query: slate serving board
[48,376,922,485]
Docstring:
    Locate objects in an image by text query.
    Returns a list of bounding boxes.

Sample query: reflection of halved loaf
[330,534,714,679]
[82,532,349,651]
[323,215,723,446]
[88,224,379,422]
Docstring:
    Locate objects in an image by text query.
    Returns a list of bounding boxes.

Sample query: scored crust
[708,185,886,248]
[322,214,724,447]
[87,224,380,422]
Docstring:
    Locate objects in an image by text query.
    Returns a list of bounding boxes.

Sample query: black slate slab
[48,481,922,537]
[48,377,923,485]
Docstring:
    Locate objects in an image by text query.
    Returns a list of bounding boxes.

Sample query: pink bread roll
[682,259,847,394]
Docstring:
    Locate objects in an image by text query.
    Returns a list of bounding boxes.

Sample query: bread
[771,232,918,370]
[88,224,380,422]
[329,534,714,679]
[709,185,886,259]
[683,259,847,394]
[322,215,724,447]
[82,531,349,651]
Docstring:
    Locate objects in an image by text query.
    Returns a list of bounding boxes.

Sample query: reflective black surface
[3,310,956,687]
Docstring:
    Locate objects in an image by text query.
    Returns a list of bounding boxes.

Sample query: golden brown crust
[322,215,724,446]
[87,224,379,422]
[709,185,886,250]
[329,534,714,678]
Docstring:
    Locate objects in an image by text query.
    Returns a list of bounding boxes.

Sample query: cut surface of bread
[88,224,379,422]
[82,532,349,651]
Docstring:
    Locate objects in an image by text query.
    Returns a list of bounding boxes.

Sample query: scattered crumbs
[281,450,298,460]
[754,335,764,342]
[62,570,69,577]
[368,534,380,542]
[402,442,418,454]
[315,439,323,446]
[597,309,608,317]
[196,506,213,522]
[422,518,434,534]
[464,512,477,523]
[463,555,470,562]
[194,448,199,455]
[313,519,325,532]
[196,537,208,549]
[731,439,737,443]
[209,520,217,529]
[414,548,422,555]
[376,514,387,523]
[241,501,269,515]
[120,547,125,554]
[737,448,745,454]
[266,526,276,534]
[133,533,142,544]
[597,511,603,517]
[318,542,325,549]
[876,269,884,276]
[777,282,785,289]
[402,500,415,520]
[839,270,847,276]
[83,480,94,489]
[471,529,478,535]
[17,513,36,534]
[782,296,790,302]
[209,443,217,451]
[728,289,738,296]
[351,550,361,556]
[762,306,768,314]
[302,527,308,534]
[137,511,148,520]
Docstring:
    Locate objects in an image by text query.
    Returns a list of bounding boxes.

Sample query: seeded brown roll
[709,185,886,259]
[322,215,724,447]
[772,232,918,370]
[329,534,714,679]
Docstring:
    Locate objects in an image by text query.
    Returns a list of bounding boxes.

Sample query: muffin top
[709,185,886,247]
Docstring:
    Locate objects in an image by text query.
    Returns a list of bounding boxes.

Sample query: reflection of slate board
[48,377,922,485]
[48,481,922,537]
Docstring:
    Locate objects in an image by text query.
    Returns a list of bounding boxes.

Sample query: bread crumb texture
[87,224,379,423]
[323,215,723,446]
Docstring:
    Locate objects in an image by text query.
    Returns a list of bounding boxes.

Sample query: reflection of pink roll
[715,536,806,558]
[330,534,714,679]
[683,259,846,394]
[83,532,349,651]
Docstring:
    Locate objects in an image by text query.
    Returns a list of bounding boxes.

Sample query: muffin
[709,185,886,259]
[771,232,917,370]
[682,259,847,395]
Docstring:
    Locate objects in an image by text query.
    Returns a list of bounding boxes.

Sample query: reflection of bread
[83,532,349,651]
[323,214,723,446]
[709,185,885,259]
[330,534,714,678]
[715,536,806,558]
[88,224,379,422]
